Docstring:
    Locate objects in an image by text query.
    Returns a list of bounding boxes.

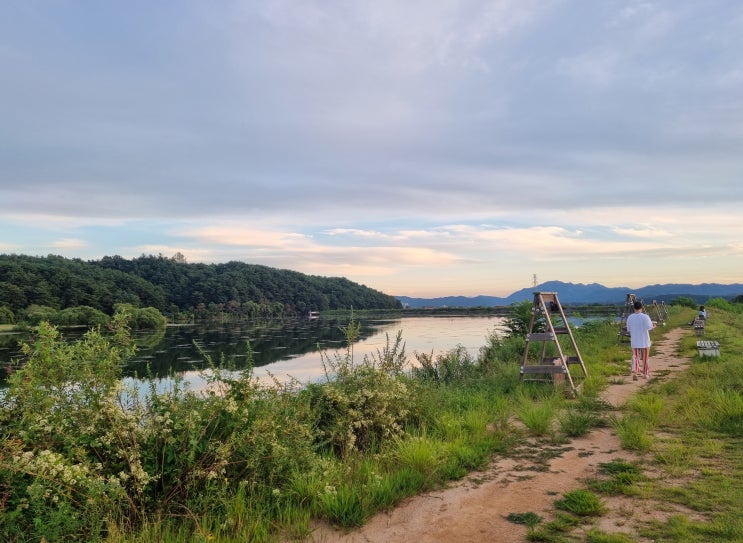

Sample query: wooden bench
[697,340,720,357]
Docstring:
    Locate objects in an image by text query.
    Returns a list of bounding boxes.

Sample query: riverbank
[307,326,696,542]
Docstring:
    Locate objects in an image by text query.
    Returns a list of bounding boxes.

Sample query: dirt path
[306,326,691,543]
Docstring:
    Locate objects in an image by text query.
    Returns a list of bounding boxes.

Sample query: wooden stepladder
[651,300,669,326]
[618,293,637,341]
[519,292,588,393]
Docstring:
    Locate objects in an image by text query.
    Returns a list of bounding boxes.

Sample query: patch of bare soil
[304,327,695,543]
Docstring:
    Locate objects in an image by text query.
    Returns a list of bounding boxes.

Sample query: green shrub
[22,304,58,325]
[0,316,135,540]
[478,329,525,368]
[309,314,413,456]
[0,316,318,540]
[411,345,478,385]
[51,305,110,326]
[504,299,544,338]
[0,305,14,324]
[671,296,698,309]
[114,303,167,329]
[308,366,412,455]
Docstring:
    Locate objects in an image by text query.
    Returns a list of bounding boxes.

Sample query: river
[0,314,509,392]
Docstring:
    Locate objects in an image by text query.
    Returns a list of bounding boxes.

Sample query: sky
[1,1,742,298]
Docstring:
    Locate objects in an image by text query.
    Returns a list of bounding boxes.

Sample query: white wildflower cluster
[20,416,55,438]
[15,449,91,484]
[125,454,153,491]
[12,449,110,507]
[149,411,175,437]
[193,464,227,483]
[223,397,239,414]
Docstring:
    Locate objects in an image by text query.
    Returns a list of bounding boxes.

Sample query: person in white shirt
[626,300,655,380]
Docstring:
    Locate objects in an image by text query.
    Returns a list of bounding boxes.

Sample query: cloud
[50,238,88,250]
[1,1,743,296]
[178,224,311,249]
[611,226,672,239]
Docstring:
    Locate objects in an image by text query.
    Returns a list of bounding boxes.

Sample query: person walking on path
[626,300,655,380]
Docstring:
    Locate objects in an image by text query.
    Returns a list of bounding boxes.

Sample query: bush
[114,303,167,329]
[52,305,110,326]
[504,299,544,338]
[411,345,478,385]
[309,315,413,456]
[0,315,135,540]
[0,316,318,540]
[308,366,412,456]
[22,304,58,325]
[671,296,698,309]
[0,305,14,324]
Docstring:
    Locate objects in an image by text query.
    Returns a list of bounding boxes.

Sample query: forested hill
[0,254,402,318]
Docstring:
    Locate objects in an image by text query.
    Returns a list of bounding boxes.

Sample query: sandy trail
[304,326,690,543]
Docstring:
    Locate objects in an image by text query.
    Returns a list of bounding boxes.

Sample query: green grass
[507,511,543,527]
[588,458,644,495]
[612,414,654,451]
[554,489,606,516]
[558,408,599,437]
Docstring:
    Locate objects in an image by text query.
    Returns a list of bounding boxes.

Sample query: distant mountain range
[396,281,743,308]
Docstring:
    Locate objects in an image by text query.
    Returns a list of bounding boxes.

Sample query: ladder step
[520,365,567,374]
[526,332,555,341]
[552,327,570,334]
[541,356,561,364]
[566,356,582,365]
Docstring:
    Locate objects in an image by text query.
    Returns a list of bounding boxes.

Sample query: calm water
[0,315,508,392]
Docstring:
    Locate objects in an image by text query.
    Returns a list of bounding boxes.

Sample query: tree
[114,303,166,330]
[671,296,697,308]
[23,304,58,325]
[0,305,14,324]
[52,306,110,327]
[504,300,544,338]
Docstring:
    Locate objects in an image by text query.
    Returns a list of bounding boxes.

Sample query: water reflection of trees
[123,318,385,379]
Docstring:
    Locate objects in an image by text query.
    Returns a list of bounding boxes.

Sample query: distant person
[626,300,655,380]
[698,306,707,320]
